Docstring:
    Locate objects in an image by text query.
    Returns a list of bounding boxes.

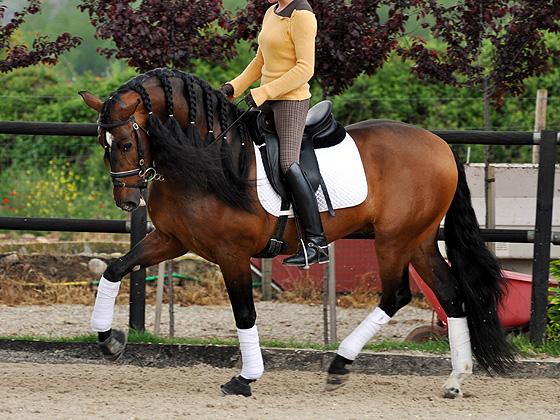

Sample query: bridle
[97,98,251,190]
[97,115,164,189]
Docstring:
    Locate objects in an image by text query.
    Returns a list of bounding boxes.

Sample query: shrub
[547,260,560,341]
[0,150,123,219]
[0,65,136,219]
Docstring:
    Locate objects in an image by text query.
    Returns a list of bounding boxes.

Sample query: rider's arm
[228,46,264,98]
[250,10,316,107]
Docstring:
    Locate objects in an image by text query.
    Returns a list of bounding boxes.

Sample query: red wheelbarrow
[406,267,558,341]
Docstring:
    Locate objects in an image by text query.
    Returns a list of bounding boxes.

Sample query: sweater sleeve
[227,46,264,98]
[250,10,317,106]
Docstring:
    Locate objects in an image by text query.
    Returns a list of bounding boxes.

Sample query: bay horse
[79,68,514,398]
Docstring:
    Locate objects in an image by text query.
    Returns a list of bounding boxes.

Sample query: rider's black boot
[282,162,329,268]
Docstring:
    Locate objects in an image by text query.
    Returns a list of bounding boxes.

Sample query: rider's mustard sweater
[228,5,317,107]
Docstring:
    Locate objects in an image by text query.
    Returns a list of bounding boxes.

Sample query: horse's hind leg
[217,253,263,397]
[327,244,413,390]
[90,229,186,359]
[411,240,472,399]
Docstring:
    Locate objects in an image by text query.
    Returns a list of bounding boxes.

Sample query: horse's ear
[79,91,103,112]
[121,98,142,117]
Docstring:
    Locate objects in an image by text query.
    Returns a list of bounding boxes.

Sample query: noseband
[97,115,163,189]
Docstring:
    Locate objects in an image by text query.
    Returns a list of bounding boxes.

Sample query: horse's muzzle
[117,201,139,212]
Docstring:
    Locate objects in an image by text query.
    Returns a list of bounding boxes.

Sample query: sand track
[0,362,558,419]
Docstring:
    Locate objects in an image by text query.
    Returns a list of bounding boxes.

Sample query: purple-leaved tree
[400,0,560,107]
[78,0,235,71]
[0,0,81,72]
[400,0,560,237]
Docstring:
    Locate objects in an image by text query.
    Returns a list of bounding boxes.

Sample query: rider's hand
[244,92,257,109]
[220,83,234,99]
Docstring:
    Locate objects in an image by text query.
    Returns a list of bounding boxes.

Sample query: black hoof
[325,372,349,391]
[221,376,253,397]
[326,354,352,391]
[443,387,461,399]
[98,329,127,361]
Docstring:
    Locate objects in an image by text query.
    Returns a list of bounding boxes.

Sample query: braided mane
[100,68,253,212]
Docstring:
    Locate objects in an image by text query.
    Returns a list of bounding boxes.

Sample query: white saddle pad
[255,132,368,217]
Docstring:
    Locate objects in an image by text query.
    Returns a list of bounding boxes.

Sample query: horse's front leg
[217,254,263,397]
[90,229,186,360]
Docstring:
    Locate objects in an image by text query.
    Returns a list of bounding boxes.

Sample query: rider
[221,0,328,268]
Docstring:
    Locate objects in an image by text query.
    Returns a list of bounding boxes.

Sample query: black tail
[444,152,516,375]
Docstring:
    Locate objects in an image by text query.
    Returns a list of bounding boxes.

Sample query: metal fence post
[261,258,272,301]
[322,270,329,345]
[129,205,147,331]
[529,130,557,345]
[168,259,175,338]
[154,261,166,336]
[327,242,337,344]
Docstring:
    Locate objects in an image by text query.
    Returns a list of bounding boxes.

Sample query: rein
[209,104,253,145]
[98,115,164,189]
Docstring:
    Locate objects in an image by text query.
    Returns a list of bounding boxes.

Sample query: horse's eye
[122,142,133,152]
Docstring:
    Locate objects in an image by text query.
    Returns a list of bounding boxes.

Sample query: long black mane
[100,68,253,212]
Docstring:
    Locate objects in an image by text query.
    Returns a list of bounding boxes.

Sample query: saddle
[245,100,346,258]
[246,100,346,205]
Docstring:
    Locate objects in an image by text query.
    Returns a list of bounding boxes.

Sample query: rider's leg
[270,99,329,268]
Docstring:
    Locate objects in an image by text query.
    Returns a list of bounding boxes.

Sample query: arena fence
[0,121,557,344]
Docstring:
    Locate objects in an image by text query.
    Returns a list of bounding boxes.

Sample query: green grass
[2,331,559,357]
[0,331,449,354]
[511,334,560,357]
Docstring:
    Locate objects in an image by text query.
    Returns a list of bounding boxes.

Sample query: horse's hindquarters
[348,121,458,240]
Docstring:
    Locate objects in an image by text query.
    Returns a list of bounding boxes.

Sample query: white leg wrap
[447,317,473,374]
[444,317,473,393]
[237,325,264,380]
[90,276,121,332]
[337,307,391,361]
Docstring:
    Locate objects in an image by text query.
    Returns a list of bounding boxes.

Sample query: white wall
[439,163,560,273]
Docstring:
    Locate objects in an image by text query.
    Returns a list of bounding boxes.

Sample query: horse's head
[80,90,153,212]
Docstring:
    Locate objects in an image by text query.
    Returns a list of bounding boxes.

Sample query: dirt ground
[0,303,434,343]
[0,250,437,343]
[0,362,557,420]
[1,242,559,419]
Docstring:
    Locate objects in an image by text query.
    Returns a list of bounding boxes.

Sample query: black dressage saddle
[246,100,346,210]
[245,100,346,258]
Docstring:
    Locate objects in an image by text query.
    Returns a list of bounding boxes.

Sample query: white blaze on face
[106,132,115,148]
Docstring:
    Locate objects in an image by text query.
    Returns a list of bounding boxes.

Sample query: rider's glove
[220,83,234,98]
